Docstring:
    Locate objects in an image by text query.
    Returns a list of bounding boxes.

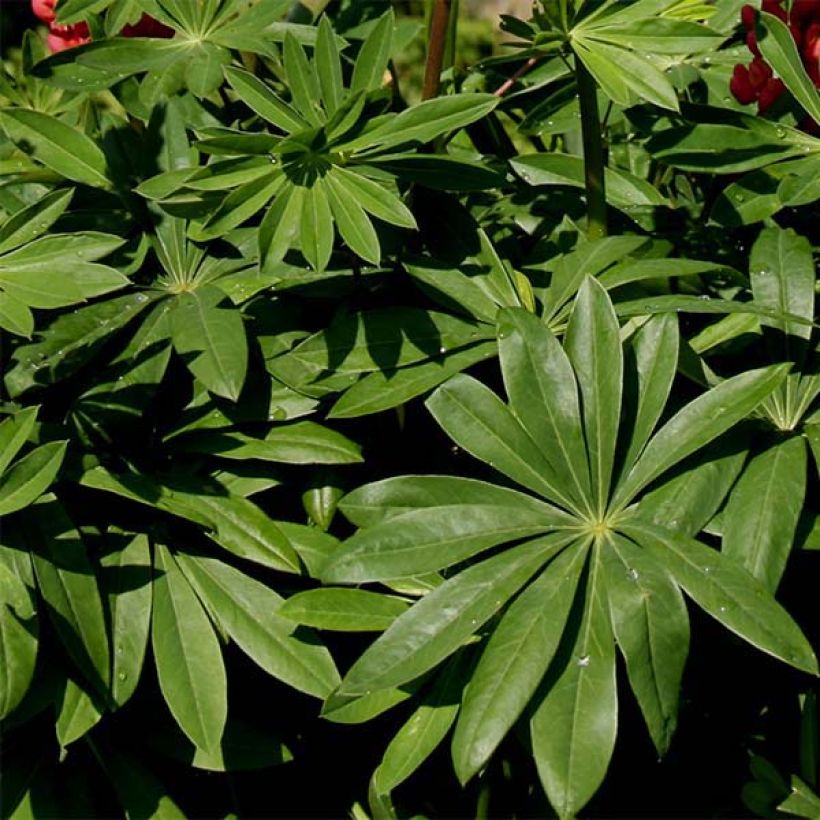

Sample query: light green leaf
[0,559,37,719]
[722,437,806,592]
[335,534,573,697]
[452,541,589,784]
[329,167,417,230]
[0,189,73,254]
[100,531,152,707]
[0,407,38,477]
[284,33,324,126]
[344,94,498,154]
[28,498,110,696]
[315,15,344,115]
[56,679,103,749]
[152,544,227,754]
[0,441,67,517]
[177,554,339,698]
[324,171,380,264]
[279,588,409,632]
[0,293,33,338]
[224,66,307,132]
[350,10,393,93]
[0,109,109,187]
[622,520,818,675]
[300,182,334,271]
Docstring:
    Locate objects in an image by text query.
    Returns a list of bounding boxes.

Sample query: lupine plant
[0,0,818,817]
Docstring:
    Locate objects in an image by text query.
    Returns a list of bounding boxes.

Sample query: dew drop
[627,568,639,581]
[439,346,447,354]
[135,293,148,303]
[117,671,127,681]
[719,605,727,613]
[734,192,745,202]
[577,655,591,667]
[699,294,711,301]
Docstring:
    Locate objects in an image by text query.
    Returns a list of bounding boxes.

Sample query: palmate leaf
[330,278,811,816]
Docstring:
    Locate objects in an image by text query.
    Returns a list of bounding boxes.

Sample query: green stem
[575,54,607,240]
[422,0,453,101]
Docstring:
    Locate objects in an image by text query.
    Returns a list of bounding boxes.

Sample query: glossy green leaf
[531,543,617,819]
[0,189,73,254]
[0,407,38,477]
[750,226,814,344]
[452,541,589,784]
[758,12,820,125]
[603,533,688,755]
[329,167,417,230]
[564,277,622,515]
[324,171,381,264]
[259,183,304,271]
[426,374,582,513]
[497,308,592,516]
[178,554,339,698]
[335,534,573,698]
[623,520,818,675]
[176,421,362,464]
[152,544,227,753]
[612,364,789,511]
[511,153,666,209]
[279,588,409,632]
[374,653,467,795]
[28,498,111,695]
[300,183,334,271]
[0,292,33,338]
[0,441,67,517]
[329,342,496,419]
[340,474,561,529]
[0,559,37,719]
[100,531,152,707]
[620,313,680,474]
[344,94,498,154]
[0,109,109,187]
[324,493,569,583]
[170,286,248,401]
[284,33,324,126]
[722,437,806,592]
[56,678,103,749]
[80,467,301,574]
[573,38,679,110]
[224,66,307,132]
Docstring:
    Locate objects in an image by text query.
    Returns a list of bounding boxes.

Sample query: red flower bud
[730,65,758,103]
[748,55,773,89]
[741,4,757,30]
[758,77,786,112]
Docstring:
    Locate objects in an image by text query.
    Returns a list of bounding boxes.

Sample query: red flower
[731,1,820,131]
[31,0,173,52]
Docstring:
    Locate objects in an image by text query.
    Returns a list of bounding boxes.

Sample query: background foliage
[1,0,818,817]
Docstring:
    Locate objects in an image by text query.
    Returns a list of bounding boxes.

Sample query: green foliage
[0,0,818,816]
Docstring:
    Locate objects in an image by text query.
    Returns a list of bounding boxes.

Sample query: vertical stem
[574,55,607,240]
[422,0,452,101]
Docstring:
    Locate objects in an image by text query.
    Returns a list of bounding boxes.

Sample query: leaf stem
[422,0,453,101]
[574,55,607,240]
